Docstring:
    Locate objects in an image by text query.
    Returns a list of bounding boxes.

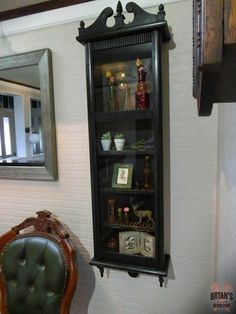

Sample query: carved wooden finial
[158,4,165,16]
[36,210,51,218]
[12,210,69,238]
[159,4,164,12]
[80,20,85,29]
[116,1,123,16]
[114,0,125,28]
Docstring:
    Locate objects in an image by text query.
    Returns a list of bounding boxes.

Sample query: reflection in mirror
[0,49,57,180]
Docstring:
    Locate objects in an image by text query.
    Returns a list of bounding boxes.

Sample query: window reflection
[3,117,12,155]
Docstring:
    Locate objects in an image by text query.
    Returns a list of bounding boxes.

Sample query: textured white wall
[215,103,236,312]
[0,1,218,313]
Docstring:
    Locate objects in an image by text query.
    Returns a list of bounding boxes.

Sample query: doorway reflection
[0,64,44,165]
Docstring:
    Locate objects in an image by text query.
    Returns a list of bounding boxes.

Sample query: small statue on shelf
[135,58,149,110]
[130,198,155,227]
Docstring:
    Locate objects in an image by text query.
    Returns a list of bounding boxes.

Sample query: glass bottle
[135,58,149,110]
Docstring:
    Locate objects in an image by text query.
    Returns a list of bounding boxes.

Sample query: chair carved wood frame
[0,210,78,314]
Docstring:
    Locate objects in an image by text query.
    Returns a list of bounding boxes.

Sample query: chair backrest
[0,210,77,314]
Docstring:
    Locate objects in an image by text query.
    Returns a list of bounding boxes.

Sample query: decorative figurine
[135,58,149,110]
[143,155,152,190]
[130,198,155,227]
[107,199,115,223]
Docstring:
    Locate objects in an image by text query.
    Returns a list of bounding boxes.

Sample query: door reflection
[30,98,43,156]
[0,64,44,165]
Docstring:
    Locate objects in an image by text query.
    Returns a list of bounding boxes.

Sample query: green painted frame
[112,163,133,189]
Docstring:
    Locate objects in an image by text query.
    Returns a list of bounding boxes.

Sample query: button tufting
[47,291,53,297]
[29,284,35,292]
[11,279,17,287]
[19,259,26,266]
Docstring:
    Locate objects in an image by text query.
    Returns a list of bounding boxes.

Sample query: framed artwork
[112,163,133,189]
[119,231,155,257]
[119,231,140,255]
[0,0,93,22]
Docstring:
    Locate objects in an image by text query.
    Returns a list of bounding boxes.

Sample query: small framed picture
[119,231,140,255]
[119,231,155,257]
[112,163,133,189]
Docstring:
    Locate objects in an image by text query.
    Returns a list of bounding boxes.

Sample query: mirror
[0,49,57,180]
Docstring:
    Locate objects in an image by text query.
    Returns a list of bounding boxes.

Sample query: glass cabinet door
[92,41,160,267]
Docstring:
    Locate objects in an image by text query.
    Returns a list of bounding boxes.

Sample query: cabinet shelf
[100,188,154,195]
[98,149,154,156]
[103,220,155,233]
[94,109,153,122]
[90,255,170,287]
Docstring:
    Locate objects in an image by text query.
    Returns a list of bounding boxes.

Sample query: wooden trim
[0,78,40,91]
[0,49,58,181]
[0,0,93,21]
[224,0,236,44]
[203,0,223,65]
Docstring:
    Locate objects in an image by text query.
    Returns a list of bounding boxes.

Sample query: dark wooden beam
[0,0,94,21]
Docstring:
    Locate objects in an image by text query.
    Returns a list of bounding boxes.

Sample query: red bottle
[136,58,149,110]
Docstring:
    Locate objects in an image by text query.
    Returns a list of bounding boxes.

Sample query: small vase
[117,208,123,224]
[124,212,129,225]
[101,139,111,151]
[114,139,125,151]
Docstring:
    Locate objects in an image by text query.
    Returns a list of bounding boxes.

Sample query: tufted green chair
[0,210,78,314]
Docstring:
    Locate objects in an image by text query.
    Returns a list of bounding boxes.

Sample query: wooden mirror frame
[0,49,58,181]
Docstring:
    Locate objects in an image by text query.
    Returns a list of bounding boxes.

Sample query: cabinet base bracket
[97,266,104,277]
[159,276,164,287]
[90,254,170,287]
[128,271,139,278]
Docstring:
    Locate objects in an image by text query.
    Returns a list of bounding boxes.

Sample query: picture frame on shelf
[119,231,155,257]
[119,231,139,255]
[112,163,133,189]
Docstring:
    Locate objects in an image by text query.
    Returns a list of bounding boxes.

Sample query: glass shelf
[93,109,154,121]
[103,221,155,233]
[100,188,154,195]
[98,149,154,156]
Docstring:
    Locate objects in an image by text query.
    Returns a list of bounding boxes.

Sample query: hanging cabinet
[76,1,170,286]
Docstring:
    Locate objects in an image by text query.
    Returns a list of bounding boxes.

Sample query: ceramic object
[114,139,125,151]
[101,139,111,151]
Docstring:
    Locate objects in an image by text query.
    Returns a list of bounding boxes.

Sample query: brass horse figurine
[130,198,155,226]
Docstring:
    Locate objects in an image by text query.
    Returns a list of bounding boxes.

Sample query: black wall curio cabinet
[77,1,170,287]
